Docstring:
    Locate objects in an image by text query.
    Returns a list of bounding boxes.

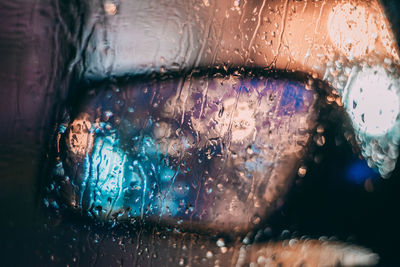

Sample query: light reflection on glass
[50,74,317,231]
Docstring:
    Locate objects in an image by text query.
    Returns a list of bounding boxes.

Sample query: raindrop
[217,183,223,191]
[314,134,326,146]
[104,2,117,15]
[202,0,210,7]
[298,166,307,177]
[206,251,213,258]
[252,216,261,225]
[216,238,225,247]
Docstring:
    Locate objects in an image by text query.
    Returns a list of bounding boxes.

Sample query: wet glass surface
[51,74,316,231]
[1,0,400,266]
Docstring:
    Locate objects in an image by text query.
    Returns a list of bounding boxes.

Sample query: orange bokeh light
[328,1,399,61]
[328,3,378,59]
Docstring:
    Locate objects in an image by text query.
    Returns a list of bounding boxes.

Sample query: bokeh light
[328,3,378,59]
[345,65,399,136]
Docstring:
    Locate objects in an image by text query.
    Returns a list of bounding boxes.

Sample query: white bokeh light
[345,66,399,136]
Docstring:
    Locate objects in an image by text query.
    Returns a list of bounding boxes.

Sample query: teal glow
[89,136,126,217]
[82,131,183,220]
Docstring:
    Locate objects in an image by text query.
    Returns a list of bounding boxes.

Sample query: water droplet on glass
[298,166,307,177]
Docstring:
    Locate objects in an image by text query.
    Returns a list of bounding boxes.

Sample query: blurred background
[1,0,400,266]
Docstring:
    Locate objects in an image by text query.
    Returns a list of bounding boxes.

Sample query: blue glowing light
[81,131,185,220]
[346,159,377,184]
